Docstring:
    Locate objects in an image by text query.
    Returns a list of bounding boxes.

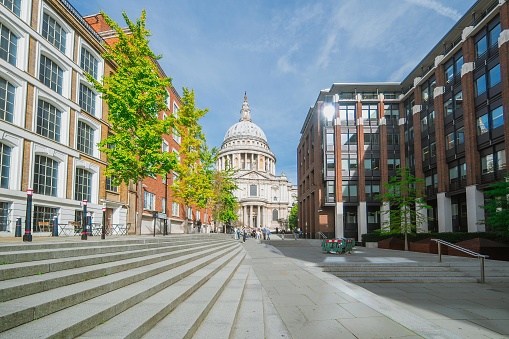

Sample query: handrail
[318,232,327,240]
[431,239,489,283]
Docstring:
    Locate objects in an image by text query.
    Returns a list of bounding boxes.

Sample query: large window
[36,100,61,142]
[74,168,92,202]
[0,22,18,66]
[144,191,155,210]
[475,74,486,96]
[477,114,489,136]
[33,205,58,232]
[272,209,278,221]
[342,182,357,198]
[341,157,357,171]
[364,158,380,171]
[33,155,58,197]
[341,132,357,145]
[0,201,8,231]
[364,133,379,146]
[339,103,356,123]
[0,76,15,123]
[42,13,66,53]
[446,132,454,150]
[327,154,335,176]
[326,181,334,203]
[77,121,94,155]
[362,104,378,120]
[80,47,98,80]
[388,158,400,171]
[79,83,96,115]
[0,142,11,188]
[39,55,63,94]
[475,36,487,58]
[172,202,179,217]
[489,64,501,88]
[249,185,257,196]
[491,106,504,130]
[1,0,21,16]
[105,177,118,192]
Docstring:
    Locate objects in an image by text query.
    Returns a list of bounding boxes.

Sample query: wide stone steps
[0,235,290,338]
[318,261,509,283]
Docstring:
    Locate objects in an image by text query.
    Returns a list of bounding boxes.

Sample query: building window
[249,185,257,196]
[428,111,435,126]
[0,142,11,188]
[420,116,428,132]
[196,210,200,221]
[489,64,501,88]
[444,98,453,117]
[1,0,21,16]
[79,83,96,115]
[42,12,66,53]
[430,142,436,158]
[77,121,94,155]
[481,154,494,174]
[364,158,380,171]
[33,155,58,197]
[339,103,356,123]
[449,166,459,182]
[36,100,61,142]
[388,158,400,171]
[326,154,335,176]
[33,205,58,232]
[476,36,487,59]
[475,74,486,96]
[456,127,464,145]
[0,201,8,231]
[445,65,454,84]
[341,132,357,145]
[39,55,63,94]
[342,183,357,198]
[491,106,503,130]
[162,140,169,153]
[326,181,334,203]
[364,133,379,145]
[75,168,92,202]
[0,76,15,123]
[387,132,399,145]
[172,128,181,144]
[272,209,278,221]
[365,183,380,199]
[497,150,506,170]
[477,114,489,136]
[80,47,98,80]
[187,206,192,220]
[454,92,462,110]
[172,202,179,216]
[0,22,18,66]
[384,104,399,122]
[105,177,118,192]
[422,146,429,162]
[362,104,378,120]
[144,191,155,210]
[489,23,501,48]
[446,132,454,150]
[326,130,334,152]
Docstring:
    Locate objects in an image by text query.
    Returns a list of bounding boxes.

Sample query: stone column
[335,202,344,238]
[466,185,485,232]
[249,205,253,228]
[243,205,246,226]
[358,202,367,241]
[257,205,261,228]
[437,193,453,232]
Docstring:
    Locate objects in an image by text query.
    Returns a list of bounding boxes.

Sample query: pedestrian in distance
[281,229,285,240]
[242,227,246,243]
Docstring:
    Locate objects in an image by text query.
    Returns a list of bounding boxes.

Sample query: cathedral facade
[217,95,297,231]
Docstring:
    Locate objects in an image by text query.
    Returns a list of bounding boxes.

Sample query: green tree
[85,11,177,233]
[377,167,431,250]
[171,88,209,233]
[288,204,298,230]
[210,167,239,232]
[481,175,509,232]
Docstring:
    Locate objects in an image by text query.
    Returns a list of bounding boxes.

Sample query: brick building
[298,0,509,240]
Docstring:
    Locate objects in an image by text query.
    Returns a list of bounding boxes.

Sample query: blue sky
[69,0,476,184]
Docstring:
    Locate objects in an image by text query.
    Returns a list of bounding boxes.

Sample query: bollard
[101,203,106,240]
[23,188,33,242]
[81,200,88,240]
[52,215,59,236]
[15,217,22,237]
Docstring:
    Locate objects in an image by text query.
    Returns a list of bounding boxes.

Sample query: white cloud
[406,0,462,21]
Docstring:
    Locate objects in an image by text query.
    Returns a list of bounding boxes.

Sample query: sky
[69,0,477,184]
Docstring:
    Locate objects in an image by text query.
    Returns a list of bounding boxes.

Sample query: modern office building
[298,0,509,240]
[217,94,297,231]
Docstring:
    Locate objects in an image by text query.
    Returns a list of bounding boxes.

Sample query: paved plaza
[241,236,509,339]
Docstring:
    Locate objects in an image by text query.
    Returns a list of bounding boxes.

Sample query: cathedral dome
[223,93,267,143]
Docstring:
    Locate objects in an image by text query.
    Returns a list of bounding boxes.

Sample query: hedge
[361,232,509,246]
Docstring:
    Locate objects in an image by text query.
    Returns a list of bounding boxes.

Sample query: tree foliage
[86,10,177,184]
[481,175,509,232]
[210,166,239,230]
[377,167,431,250]
[171,88,209,233]
[288,204,298,230]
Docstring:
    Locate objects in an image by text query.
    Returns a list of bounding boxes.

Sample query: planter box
[378,237,405,250]
[448,238,509,261]
[365,242,378,248]
[410,237,448,255]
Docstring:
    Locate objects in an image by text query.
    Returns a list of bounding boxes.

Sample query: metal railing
[318,232,327,240]
[431,239,489,283]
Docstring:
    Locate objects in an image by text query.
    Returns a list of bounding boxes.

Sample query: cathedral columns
[257,205,261,228]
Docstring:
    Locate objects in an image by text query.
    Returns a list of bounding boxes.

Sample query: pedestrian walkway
[242,237,509,339]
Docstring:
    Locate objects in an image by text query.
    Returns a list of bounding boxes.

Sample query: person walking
[266,228,270,240]
[242,227,246,243]
[281,229,285,240]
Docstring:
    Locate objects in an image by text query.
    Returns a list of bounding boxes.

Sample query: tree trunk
[136,180,143,235]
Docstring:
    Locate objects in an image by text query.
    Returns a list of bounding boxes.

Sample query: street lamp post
[101,203,106,240]
[23,188,33,242]
[81,200,88,240]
